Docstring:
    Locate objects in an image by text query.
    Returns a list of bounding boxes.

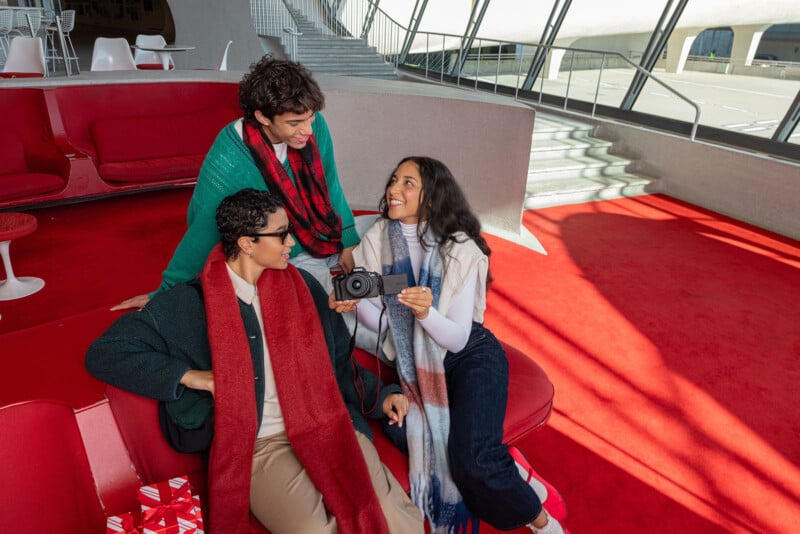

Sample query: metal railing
[250,0,300,56]
[249,0,701,140]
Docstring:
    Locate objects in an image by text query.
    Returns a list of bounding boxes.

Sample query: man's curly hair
[239,56,325,123]
[216,189,284,260]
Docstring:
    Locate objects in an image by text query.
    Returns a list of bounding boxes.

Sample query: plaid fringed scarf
[242,120,342,258]
[381,221,476,533]
[201,246,388,534]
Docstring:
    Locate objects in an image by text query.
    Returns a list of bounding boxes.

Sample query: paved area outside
[475,68,800,144]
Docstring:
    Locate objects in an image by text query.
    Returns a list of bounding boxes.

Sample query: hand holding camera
[397,286,433,320]
[332,267,408,301]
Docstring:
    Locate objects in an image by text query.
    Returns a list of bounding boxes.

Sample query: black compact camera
[333,267,408,300]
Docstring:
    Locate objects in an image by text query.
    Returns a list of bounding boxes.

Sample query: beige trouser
[250,430,423,534]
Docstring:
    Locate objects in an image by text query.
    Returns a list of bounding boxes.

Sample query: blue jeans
[382,322,542,530]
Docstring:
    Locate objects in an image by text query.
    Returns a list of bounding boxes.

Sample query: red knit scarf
[201,246,388,534]
[242,120,343,258]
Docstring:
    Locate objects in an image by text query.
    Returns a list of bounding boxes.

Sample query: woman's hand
[111,293,150,311]
[328,290,358,313]
[180,370,215,396]
[383,393,409,427]
[397,286,433,320]
[338,245,356,273]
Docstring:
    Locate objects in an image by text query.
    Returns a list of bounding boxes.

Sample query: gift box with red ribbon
[106,476,203,534]
[106,511,140,534]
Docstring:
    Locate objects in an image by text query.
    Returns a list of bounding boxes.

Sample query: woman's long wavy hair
[378,156,493,285]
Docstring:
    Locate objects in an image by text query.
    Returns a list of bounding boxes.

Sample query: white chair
[90,37,137,71]
[10,10,41,38]
[216,39,233,71]
[1,36,46,77]
[134,33,173,70]
[45,10,79,74]
[0,213,45,301]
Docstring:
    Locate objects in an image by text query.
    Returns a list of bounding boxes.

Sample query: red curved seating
[0,400,106,534]
[105,343,553,496]
[0,344,552,532]
[0,90,67,203]
[0,82,241,210]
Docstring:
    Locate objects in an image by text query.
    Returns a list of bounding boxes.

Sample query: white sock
[516,459,549,503]
[529,512,564,534]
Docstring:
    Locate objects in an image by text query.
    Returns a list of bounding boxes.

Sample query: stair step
[524,174,653,209]
[299,56,385,65]
[305,64,396,74]
[298,39,370,47]
[530,137,614,160]
[528,153,632,181]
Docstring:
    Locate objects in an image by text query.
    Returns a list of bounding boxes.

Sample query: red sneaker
[509,445,568,523]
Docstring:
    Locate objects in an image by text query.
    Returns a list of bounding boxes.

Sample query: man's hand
[328,290,358,313]
[383,393,409,427]
[180,370,215,396]
[338,245,356,273]
[111,294,151,311]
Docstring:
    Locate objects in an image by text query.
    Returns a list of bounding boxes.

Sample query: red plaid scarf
[201,246,388,534]
[242,120,343,258]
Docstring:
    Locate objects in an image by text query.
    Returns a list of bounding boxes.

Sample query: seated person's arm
[417,267,478,353]
[88,292,211,400]
[337,268,477,354]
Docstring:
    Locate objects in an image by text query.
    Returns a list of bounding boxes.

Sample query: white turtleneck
[356,222,477,353]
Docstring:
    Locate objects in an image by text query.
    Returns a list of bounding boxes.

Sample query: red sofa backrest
[0,89,67,201]
[0,400,107,534]
[53,82,240,167]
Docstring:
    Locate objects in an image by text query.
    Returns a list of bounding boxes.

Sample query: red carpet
[483,195,800,533]
[1,191,799,533]
[0,188,192,334]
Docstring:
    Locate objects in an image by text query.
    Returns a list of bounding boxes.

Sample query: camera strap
[349,299,389,415]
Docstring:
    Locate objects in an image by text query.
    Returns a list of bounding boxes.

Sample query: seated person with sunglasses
[86,189,422,534]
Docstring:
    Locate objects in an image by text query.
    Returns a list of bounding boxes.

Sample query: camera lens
[346,273,371,298]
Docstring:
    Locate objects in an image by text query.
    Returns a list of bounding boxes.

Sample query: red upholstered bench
[0,89,67,203]
[0,342,552,532]
[89,107,238,183]
[99,343,553,525]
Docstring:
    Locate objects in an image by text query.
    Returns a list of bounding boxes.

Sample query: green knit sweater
[156,113,359,294]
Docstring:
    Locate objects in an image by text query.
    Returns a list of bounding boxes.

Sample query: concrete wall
[315,76,535,237]
[7,72,535,242]
[594,121,800,240]
[167,0,266,70]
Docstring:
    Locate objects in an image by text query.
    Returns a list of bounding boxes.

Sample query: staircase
[284,4,397,79]
[525,112,655,209]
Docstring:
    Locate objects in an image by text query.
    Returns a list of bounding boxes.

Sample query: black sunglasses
[249,223,293,244]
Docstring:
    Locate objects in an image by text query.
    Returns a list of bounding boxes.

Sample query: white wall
[594,121,800,240]
[167,0,266,70]
[316,76,536,239]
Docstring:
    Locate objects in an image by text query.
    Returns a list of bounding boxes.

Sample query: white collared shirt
[226,264,286,438]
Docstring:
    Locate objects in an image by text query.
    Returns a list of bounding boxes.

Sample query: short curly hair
[216,189,284,260]
[239,56,325,123]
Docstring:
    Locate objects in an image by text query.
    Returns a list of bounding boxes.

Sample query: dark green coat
[86,269,399,440]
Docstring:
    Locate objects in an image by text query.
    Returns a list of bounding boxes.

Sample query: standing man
[114,57,359,310]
